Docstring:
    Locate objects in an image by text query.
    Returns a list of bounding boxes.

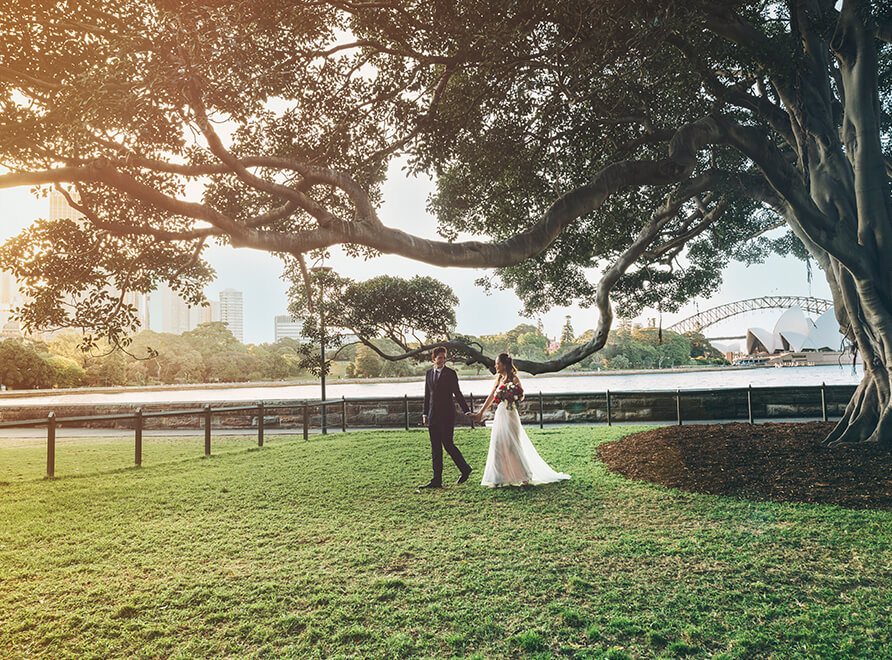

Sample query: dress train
[480,401,571,487]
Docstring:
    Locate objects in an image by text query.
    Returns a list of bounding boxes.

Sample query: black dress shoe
[457,468,473,485]
[417,480,443,489]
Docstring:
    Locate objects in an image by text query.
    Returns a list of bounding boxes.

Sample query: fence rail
[0,383,855,478]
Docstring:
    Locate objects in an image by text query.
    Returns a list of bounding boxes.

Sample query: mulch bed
[597,422,892,510]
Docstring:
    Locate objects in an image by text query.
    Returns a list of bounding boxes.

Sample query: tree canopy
[289,272,457,348]
[1,1,891,445]
[0,339,56,389]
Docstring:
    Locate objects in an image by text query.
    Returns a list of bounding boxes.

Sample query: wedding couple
[419,346,570,489]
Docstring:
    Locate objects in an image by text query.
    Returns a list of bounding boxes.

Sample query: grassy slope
[0,427,889,659]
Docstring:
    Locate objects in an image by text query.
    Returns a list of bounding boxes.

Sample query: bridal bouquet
[494,382,524,410]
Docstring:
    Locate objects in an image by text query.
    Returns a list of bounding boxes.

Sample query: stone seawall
[0,385,858,430]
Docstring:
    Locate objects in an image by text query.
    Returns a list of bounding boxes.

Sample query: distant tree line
[0,318,726,391]
[464,322,726,372]
[0,322,310,390]
[343,322,726,379]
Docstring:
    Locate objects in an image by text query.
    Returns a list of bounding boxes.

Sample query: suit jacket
[424,366,470,425]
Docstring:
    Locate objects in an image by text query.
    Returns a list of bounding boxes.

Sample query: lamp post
[311,266,332,434]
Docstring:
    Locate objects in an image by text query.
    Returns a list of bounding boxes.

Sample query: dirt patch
[597,422,892,510]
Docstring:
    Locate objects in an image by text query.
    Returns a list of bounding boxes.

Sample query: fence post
[821,382,827,422]
[747,385,753,424]
[469,393,475,429]
[606,390,612,426]
[257,401,264,447]
[676,389,682,426]
[134,408,143,467]
[404,394,409,431]
[539,391,544,429]
[46,412,56,479]
[302,401,309,440]
[342,396,347,433]
[204,404,212,455]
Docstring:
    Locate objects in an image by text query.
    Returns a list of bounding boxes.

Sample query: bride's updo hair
[497,353,517,382]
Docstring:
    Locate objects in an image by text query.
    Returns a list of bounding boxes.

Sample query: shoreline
[0,364,767,400]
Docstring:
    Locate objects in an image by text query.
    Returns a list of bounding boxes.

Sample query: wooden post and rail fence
[0,383,853,478]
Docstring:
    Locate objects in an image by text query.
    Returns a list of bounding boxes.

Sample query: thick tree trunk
[823,269,892,449]
[779,2,892,451]
[825,368,892,449]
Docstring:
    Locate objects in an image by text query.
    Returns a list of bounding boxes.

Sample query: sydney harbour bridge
[667,296,833,337]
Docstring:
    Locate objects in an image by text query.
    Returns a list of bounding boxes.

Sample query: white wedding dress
[480,400,571,487]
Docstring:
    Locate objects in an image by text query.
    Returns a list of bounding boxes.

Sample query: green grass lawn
[0,427,889,659]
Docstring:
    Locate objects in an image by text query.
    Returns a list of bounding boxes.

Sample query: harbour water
[0,364,863,407]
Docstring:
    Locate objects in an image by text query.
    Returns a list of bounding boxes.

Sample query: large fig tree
[0,1,890,446]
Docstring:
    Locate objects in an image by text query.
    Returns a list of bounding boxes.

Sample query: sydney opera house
[711,306,851,365]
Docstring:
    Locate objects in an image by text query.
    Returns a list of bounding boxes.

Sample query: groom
[420,346,474,489]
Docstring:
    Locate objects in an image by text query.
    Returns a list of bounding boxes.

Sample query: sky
[0,161,831,346]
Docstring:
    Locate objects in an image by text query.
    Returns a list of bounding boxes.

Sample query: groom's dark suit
[423,365,471,485]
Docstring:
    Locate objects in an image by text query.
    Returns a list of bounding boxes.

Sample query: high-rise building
[159,284,191,335]
[121,291,149,332]
[0,270,23,336]
[274,315,303,342]
[219,288,244,342]
[153,286,223,336]
[190,300,221,329]
[0,270,18,305]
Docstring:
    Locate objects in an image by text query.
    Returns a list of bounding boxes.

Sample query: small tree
[380,356,417,378]
[633,328,691,368]
[287,271,474,366]
[685,332,728,363]
[84,351,127,387]
[353,345,383,378]
[607,355,632,371]
[249,344,293,381]
[183,322,245,360]
[129,331,204,384]
[44,355,85,388]
[515,332,548,361]
[205,352,262,382]
[561,316,575,346]
[0,340,55,389]
[47,330,91,368]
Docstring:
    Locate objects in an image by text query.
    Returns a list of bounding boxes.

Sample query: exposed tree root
[825,377,891,448]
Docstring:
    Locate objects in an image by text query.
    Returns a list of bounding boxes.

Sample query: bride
[471,353,571,488]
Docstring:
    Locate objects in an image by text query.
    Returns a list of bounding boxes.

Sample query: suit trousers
[428,420,470,482]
